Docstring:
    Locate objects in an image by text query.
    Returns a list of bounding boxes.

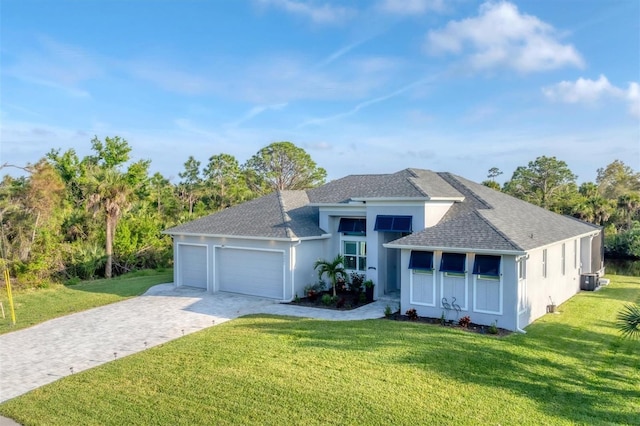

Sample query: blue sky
[1,0,638,184]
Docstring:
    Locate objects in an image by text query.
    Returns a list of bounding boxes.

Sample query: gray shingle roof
[306,168,462,203]
[165,168,600,250]
[390,172,600,252]
[164,190,325,239]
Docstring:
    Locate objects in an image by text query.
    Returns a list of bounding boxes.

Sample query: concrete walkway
[0,284,398,404]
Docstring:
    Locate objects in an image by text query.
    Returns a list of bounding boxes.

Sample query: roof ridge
[438,172,492,209]
[406,169,430,197]
[276,191,294,239]
[440,173,523,251]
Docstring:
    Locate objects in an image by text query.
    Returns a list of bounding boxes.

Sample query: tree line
[1,137,637,289]
[0,137,325,287]
[482,156,640,259]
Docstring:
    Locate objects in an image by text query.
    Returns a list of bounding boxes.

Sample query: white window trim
[340,235,367,273]
[542,249,548,278]
[561,243,566,276]
[574,239,578,270]
[409,269,436,307]
[473,268,503,315]
[518,258,526,280]
[439,270,468,311]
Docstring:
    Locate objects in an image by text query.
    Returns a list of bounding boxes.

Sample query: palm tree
[87,166,134,279]
[314,254,346,297]
[617,193,640,230]
[617,304,640,339]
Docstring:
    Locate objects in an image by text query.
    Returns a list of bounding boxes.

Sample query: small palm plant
[616,303,640,339]
[314,255,346,297]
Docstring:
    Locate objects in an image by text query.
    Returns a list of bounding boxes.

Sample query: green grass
[1,275,639,425]
[0,269,173,335]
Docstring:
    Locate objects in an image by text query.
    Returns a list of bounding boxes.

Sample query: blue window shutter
[473,255,501,276]
[374,215,412,232]
[338,218,366,234]
[409,251,433,270]
[440,253,466,273]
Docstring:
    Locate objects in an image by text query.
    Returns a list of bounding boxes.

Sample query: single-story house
[164,168,603,331]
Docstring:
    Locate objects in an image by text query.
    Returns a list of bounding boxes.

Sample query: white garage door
[217,248,284,299]
[178,244,208,289]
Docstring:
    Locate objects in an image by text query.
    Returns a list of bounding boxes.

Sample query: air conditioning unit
[580,273,599,291]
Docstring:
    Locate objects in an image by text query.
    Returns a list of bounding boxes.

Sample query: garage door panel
[179,245,207,289]
[217,248,283,299]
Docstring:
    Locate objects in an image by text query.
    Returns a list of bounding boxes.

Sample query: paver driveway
[0,284,392,403]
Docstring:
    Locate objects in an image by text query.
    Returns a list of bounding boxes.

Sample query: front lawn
[0,269,173,335]
[1,275,638,425]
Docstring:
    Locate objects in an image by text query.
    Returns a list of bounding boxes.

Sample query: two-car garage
[175,243,286,300]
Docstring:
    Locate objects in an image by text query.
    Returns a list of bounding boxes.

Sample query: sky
[1,0,639,184]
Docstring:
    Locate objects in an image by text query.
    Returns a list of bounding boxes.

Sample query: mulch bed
[287,290,373,311]
[384,312,512,336]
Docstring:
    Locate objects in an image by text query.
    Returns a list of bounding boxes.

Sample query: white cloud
[227,103,288,127]
[377,0,446,15]
[298,77,431,127]
[426,1,584,72]
[543,75,640,117]
[4,36,102,98]
[627,82,640,118]
[256,0,355,24]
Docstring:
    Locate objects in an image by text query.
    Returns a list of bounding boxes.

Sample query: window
[472,255,501,279]
[542,249,547,278]
[338,218,366,236]
[561,243,566,276]
[440,253,466,274]
[374,215,412,233]
[409,251,434,271]
[518,259,526,280]
[343,240,366,271]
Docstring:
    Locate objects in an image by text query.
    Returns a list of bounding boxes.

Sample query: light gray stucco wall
[400,250,520,331]
[519,239,582,328]
[293,238,328,299]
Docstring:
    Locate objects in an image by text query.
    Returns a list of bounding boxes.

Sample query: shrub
[358,292,367,304]
[458,315,471,328]
[336,297,346,308]
[488,320,499,335]
[406,308,418,321]
[384,305,393,318]
[349,272,365,292]
[321,294,333,306]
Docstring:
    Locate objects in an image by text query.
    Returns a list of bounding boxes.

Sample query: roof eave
[163,231,331,242]
[383,243,526,256]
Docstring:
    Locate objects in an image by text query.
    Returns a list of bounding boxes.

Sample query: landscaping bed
[288,272,375,310]
[384,309,512,336]
[287,289,373,310]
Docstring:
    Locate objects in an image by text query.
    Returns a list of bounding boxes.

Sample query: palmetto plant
[313,254,346,297]
[616,303,640,339]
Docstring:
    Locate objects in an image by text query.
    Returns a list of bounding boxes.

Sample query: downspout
[515,254,527,334]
